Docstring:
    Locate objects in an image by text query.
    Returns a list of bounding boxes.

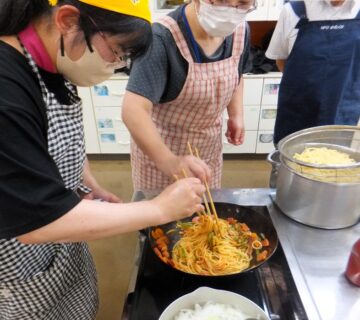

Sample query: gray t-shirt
[127,5,251,104]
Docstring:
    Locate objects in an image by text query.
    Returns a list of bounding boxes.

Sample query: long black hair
[0,0,152,59]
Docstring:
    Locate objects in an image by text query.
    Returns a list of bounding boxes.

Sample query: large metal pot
[270,125,360,229]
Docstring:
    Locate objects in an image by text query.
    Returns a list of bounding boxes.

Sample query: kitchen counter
[129,188,360,320]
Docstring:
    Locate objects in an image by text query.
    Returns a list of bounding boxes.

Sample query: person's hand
[225,115,245,145]
[81,159,122,203]
[152,178,205,224]
[82,185,122,203]
[160,155,211,184]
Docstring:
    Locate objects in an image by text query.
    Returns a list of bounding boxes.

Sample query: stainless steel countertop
[131,189,360,320]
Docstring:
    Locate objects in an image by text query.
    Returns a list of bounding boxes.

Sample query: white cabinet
[91,80,126,107]
[246,0,268,21]
[244,105,261,131]
[151,0,285,21]
[151,0,178,20]
[223,105,260,131]
[78,87,100,154]
[254,76,281,153]
[256,130,276,153]
[258,106,277,130]
[243,78,263,105]
[80,73,282,155]
[79,76,129,154]
[94,106,125,131]
[99,130,131,154]
[94,106,130,153]
[247,0,284,21]
[261,78,281,105]
[222,104,259,154]
[223,131,257,154]
[221,74,281,154]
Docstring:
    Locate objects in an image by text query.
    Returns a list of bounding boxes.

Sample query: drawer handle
[117,141,130,145]
[110,91,125,97]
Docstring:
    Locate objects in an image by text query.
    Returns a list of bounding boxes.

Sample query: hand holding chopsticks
[187,142,222,236]
[170,153,211,185]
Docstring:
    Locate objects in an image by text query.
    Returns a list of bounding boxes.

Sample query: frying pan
[148,202,278,276]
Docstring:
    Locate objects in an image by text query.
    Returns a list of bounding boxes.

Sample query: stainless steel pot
[268,125,360,229]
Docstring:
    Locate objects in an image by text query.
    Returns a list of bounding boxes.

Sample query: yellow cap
[48,0,151,23]
[78,0,151,23]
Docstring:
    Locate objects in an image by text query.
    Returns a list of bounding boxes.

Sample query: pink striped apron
[131,16,245,191]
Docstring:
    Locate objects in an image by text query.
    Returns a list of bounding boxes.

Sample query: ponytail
[0,0,51,36]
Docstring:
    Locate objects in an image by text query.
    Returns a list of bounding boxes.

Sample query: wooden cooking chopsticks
[187,142,222,234]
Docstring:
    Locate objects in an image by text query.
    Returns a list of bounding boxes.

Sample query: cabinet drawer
[256,131,276,154]
[258,106,277,130]
[261,78,281,105]
[223,131,257,154]
[91,80,127,107]
[244,106,260,130]
[243,78,263,105]
[99,130,131,154]
[78,87,100,154]
[94,106,127,131]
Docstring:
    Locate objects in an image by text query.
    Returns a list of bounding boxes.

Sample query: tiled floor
[88,156,271,320]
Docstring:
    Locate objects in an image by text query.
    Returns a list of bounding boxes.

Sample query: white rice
[173,301,257,320]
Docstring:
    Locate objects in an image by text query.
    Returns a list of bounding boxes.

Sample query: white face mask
[196,0,247,38]
[56,39,122,87]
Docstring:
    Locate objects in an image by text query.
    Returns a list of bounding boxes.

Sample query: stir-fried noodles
[151,215,269,276]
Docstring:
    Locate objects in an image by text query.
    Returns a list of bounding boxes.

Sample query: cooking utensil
[273,125,360,229]
[159,287,269,320]
[148,202,278,276]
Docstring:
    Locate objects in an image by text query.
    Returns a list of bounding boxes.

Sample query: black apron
[274,1,360,144]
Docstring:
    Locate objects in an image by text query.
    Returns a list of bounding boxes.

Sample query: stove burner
[122,206,308,320]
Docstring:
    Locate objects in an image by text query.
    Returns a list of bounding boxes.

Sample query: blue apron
[274,1,360,144]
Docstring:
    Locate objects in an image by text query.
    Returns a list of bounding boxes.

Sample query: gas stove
[122,189,360,320]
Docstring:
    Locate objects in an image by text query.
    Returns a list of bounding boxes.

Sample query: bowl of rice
[159,287,269,320]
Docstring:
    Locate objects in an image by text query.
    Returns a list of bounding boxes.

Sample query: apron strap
[231,22,246,61]
[156,15,194,63]
[290,0,309,28]
[290,0,307,19]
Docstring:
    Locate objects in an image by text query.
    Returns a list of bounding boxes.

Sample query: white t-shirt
[266,0,360,60]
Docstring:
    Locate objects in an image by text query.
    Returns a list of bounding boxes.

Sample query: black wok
[148,202,278,276]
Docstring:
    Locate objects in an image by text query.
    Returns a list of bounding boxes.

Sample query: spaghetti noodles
[290,147,360,183]
[152,215,269,276]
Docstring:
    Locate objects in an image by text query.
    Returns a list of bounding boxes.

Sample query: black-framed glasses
[208,0,258,13]
[85,15,131,67]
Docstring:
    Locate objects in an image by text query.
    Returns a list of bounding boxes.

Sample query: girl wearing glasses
[0,0,205,319]
[122,0,255,193]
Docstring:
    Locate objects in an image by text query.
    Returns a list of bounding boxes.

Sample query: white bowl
[159,287,269,320]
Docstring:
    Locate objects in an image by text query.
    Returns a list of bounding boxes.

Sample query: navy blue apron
[274,1,360,144]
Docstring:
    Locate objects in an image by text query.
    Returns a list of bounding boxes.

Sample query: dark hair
[0,0,152,59]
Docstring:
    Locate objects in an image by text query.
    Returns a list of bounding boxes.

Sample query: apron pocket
[2,244,83,317]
